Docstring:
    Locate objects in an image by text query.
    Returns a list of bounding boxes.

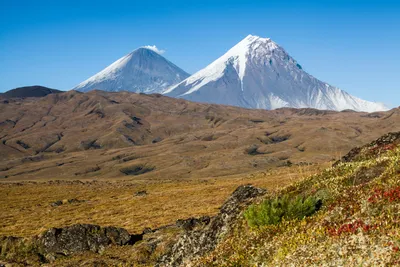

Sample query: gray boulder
[157,184,267,266]
[38,224,132,261]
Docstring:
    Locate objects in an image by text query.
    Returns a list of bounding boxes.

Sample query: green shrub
[244,194,321,228]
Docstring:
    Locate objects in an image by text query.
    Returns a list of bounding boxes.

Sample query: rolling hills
[0,90,399,181]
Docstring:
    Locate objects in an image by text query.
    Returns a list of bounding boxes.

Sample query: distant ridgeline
[0,86,62,99]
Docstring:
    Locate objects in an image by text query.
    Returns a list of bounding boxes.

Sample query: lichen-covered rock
[38,224,132,261]
[334,131,400,166]
[0,224,142,264]
[157,185,267,266]
[176,216,210,231]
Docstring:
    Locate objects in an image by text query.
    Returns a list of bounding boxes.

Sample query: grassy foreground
[196,142,400,266]
[0,165,321,238]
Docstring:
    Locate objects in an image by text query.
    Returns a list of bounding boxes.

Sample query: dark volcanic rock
[50,200,63,207]
[157,185,267,266]
[134,190,148,197]
[334,132,400,166]
[175,216,211,231]
[67,198,85,204]
[0,224,142,264]
[38,224,132,260]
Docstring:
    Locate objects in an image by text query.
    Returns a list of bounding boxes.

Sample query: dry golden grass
[0,164,325,238]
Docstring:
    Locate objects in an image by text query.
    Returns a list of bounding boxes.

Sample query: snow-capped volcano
[74,47,189,93]
[164,35,387,112]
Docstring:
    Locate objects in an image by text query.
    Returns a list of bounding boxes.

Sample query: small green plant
[244,194,321,228]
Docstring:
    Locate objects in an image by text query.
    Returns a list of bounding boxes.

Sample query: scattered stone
[50,198,85,207]
[50,200,63,207]
[66,198,85,204]
[134,190,148,197]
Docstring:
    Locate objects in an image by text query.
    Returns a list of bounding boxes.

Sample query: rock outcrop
[157,185,267,266]
[0,185,266,266]
[334,131,400,166]
[37,224,133,260]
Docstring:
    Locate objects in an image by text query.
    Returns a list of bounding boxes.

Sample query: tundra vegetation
[195,137,400,266]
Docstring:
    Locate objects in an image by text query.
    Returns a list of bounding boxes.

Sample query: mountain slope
[1,90,400,181]
[165,35,387,112]
[73,48,189,93]
[1,86,62,99]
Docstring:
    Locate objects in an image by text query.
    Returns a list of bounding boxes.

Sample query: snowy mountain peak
[73,47,189,93]
[241,34,275,47]
[165,35,387,112]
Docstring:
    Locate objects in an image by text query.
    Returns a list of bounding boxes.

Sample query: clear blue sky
[1,0,399,107]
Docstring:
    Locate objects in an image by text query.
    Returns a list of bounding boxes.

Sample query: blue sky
[1,0,399,107]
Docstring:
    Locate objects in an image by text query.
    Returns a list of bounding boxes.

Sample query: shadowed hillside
[0,86,62,99]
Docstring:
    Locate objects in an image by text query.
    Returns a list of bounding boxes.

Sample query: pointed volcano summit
[165,35,387,112]
[74,47,189,93]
